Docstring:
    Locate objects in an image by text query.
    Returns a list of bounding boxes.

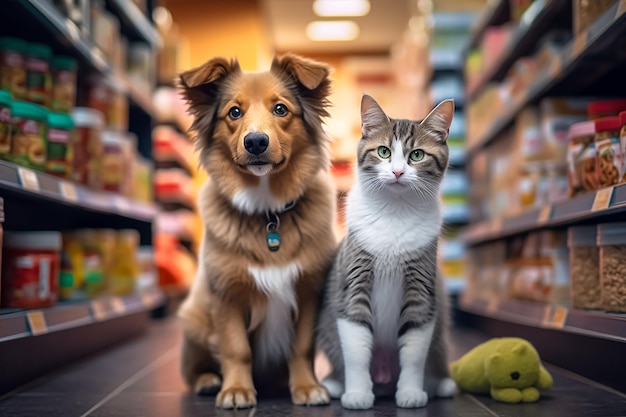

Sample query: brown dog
[177,54,337,409]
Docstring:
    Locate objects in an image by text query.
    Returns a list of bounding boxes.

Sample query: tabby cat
[316,94,456,409]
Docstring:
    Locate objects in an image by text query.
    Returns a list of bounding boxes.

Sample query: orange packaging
[1,231,61,309]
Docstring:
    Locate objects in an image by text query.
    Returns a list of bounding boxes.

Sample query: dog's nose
[244,133,269,155]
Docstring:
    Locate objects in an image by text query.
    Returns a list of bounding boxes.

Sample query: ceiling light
[306,21,360,41]
[313,0,371,17]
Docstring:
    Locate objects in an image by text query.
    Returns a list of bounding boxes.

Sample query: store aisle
[1,316,625,417]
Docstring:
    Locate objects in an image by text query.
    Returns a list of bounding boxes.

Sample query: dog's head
[179,54,332,212]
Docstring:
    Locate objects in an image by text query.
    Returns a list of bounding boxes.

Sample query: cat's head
[356,94,453,196]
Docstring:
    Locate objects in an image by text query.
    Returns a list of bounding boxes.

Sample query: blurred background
[1,0,626,407]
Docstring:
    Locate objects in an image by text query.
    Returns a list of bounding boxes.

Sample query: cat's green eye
[410,149,425,162]
[377,146,391,159]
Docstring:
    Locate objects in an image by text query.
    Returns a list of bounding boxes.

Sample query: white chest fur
[248,262,301,365]
[346,182,442,257]
[232,176,286,214]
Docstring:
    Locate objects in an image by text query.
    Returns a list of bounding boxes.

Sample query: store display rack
[0,288,164,395]
[464,0,509,52]
[466,1,626,158]
[462,183,626,245]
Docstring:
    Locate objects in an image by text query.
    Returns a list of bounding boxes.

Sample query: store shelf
[11,0,155,118]
[466,1,626,158]
[459,295,626,343]
[107,0,162,48]
[466,0,570,102]
[464,0,509,51]
[0,161,158,222]
[462,183,626,245]
[0,288,165,395]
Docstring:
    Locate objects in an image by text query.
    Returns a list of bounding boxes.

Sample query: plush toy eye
[273,103,288,116]
[410,149,425,161]
[510,371,520,380]
[228,106,242,120]
[377,146,391,159]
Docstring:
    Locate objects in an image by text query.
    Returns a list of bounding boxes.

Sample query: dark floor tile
[0,393,103,417]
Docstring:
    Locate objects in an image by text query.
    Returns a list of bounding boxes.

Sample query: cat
[316,94,457,410]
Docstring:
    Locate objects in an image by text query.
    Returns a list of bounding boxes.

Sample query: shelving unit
[0,0,165,394]
[459,0,626,393]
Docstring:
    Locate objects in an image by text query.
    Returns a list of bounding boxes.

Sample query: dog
[177,54,337,409]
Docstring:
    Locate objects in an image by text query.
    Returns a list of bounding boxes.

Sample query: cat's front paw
[341,391,375,410]
[396,388,428,408]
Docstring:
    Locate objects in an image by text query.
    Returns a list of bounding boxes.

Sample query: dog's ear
[178,57,240,114]
[271,54,330,91]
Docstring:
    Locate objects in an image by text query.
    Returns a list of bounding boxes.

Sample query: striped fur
[317,95,456,409]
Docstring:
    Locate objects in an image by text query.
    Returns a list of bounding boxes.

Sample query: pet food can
[567,225,600,309]
[0,37,27,100]
[10,101,48,170]
[50,56,77,113]
[594,116,622,188]
[1,231,61,309]
[71,107,104,188]
[597,223,626,313]
[25,43,52,107]
[0,90,12,156]
[46,112,75,179]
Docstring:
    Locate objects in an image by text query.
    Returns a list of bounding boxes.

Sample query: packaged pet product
[538,230,569,304]
[0,37,27,100]
[597,223,626,312]
[101,130,126,193]
[46,112,75,179]
[566,121,595,196]
[2,231,61,308]
[568,225,600,309]
[594,116,622,188]
[109,229,139,296]
[0,90,12,156]
[587,99,626,120]
[10,101,48,170]
[25,43,52,107]
[71,107,104,188]
[50,56,77,113]
[540,98,589,164]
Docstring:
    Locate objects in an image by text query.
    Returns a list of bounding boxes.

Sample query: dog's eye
[228,106,242,120]
[273,103,288,117]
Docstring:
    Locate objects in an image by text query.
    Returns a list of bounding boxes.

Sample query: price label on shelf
[17,167,40,192]
[537,205,552,225]
[592,186,613,211]
[111,297,126,315]
[59,181,79,202]
[91,300,108,321]
[550,306,568,329]
[26,311,48,336]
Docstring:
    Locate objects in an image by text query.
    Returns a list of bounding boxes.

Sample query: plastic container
[587,99,626,120]
[1,231,61,309]
[10,101,48,170]
[101,130,128,193]
[46,112,75,179]
[566,121,595,196]
[567,225,600,309]
[71,107,104,188]
[594,116,622,188]
[25,43,52,107]
[620,111,626,183]
[597,222,626,312]
[50,56,77,113]
[0,37,27,100]
[86,75,128,132]
[0,90,12,156]
[109,229,139,296]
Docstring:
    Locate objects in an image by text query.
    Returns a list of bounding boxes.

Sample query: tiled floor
[2,317,626,417]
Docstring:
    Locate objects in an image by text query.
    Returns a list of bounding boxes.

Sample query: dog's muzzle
[244,132,269,155]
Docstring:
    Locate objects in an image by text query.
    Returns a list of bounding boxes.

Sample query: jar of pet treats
[50,56,77,113]
[597,223,626,313]
[566,121,595,196]
[567,225,600,309]
[25,43,52,107]
[46,112,74,179]
[0,37,27,100]
[71,107,104,188]
[0,90,12,157]
[594,116,622,189]
[10,101,48,170]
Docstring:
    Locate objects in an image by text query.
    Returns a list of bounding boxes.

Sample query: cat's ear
[361,94,389,138]
[421,99,454,142]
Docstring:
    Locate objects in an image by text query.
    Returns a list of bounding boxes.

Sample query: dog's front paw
[291,384,330,406]
[194,373,222,396]
[341,391,375,410]
[395,388,428,408]
[216,387,257,409]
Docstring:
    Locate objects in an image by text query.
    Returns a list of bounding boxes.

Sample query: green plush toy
[450,337,553,403]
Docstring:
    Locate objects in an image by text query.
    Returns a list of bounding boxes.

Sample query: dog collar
[265,200,296,252]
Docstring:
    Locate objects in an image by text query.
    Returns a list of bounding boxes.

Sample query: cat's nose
[393,170,404,179]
